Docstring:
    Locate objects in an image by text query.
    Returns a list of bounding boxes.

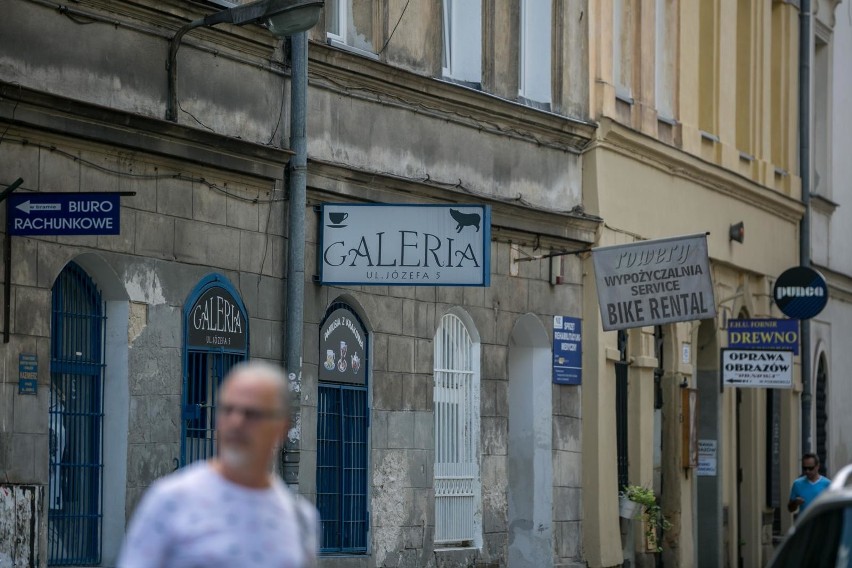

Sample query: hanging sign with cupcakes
[319,306,367,385]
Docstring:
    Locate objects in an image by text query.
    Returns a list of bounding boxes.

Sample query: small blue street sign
[8,193,121,236]
[18,353,38,395]
[553,316,582,385]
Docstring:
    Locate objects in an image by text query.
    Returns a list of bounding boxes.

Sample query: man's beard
[219,446,251,470]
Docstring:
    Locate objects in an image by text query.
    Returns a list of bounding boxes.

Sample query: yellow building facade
[581,1,804,567]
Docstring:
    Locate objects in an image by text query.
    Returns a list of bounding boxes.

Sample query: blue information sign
[18,353,38,395]
[8,192,120,236]
[727,318,799,355]
[553,316,582,385]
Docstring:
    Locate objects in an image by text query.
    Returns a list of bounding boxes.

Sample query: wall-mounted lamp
[729,221,744,243]
[166,0,324,121]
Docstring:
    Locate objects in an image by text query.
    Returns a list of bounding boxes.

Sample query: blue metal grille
[48,262,105,566]
[181,350,245,465]
[180,276,249,467]
[317,385,368,553]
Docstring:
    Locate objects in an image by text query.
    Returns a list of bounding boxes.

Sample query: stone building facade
[0,1,596,566]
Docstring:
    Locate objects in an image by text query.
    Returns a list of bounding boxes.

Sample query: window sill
[517,95,552,112]
[700,130,720,143]
[326,38,379,61]
[615,90,634,106]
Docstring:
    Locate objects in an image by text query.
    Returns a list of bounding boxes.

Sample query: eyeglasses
[803,465,817,472]
[218,404,284,423]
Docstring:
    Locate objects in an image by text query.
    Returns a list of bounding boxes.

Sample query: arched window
[433,310,481,546]
[316,301,369,553]
[181,274,249,466]
[49,262,105,565]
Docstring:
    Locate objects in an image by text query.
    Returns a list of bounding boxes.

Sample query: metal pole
[799,0,812,456]
[3,178,23,344]
[283,31,307,484]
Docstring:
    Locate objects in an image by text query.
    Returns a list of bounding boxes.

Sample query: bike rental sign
[591,233,716,331]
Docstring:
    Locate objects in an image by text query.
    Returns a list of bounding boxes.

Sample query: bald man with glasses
[119,361,318,567]
[787,452,831,517]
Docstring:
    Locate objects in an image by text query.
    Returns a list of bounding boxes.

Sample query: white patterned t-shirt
[118,462,318,568]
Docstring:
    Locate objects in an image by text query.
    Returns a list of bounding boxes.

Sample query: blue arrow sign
[8,193,121,236]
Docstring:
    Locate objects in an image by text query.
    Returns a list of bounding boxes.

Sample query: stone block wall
[0,117,288,563]
[301,212,586,567]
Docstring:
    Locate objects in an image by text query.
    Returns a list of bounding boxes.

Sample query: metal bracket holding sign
[592,233,716,331]
[721,349,793,389]
[2,178,24,345]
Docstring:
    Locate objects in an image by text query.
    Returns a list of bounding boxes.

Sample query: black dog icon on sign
[449,209,481,233]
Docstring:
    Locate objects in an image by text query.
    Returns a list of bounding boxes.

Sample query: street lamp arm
[166,18,207,122]
[165,0,323,122]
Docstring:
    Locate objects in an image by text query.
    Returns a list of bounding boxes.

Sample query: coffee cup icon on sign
[328,212,348,228]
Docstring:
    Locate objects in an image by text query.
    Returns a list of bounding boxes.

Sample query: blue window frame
[181,274,249,466]
[317,302,369,553]
[48,261,105,566]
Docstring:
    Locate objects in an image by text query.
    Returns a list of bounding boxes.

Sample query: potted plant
[618,485,672,552]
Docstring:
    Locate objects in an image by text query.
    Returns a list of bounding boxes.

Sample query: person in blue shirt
[787,453,831,516]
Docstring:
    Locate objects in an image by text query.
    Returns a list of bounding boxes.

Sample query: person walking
[787,452,831,517]
[118,360,318,567]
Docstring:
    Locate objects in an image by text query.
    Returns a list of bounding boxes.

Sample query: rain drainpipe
[799,0,812,456]
[283,31,308,485]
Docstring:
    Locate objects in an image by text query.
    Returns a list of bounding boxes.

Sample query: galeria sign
[592,233,716,331]
[318,204,491,286]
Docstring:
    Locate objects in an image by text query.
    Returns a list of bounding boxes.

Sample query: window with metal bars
[433,311,481,546]
[48,262,105,566]
[316,302,369,553]
[181,275,249,466]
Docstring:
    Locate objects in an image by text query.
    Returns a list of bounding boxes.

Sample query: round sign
[773,266,828,319]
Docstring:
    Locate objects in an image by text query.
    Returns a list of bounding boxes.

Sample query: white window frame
[326,0,346,43]
[442,0,482,85]
[325,0,378,59]
[519,0,552,106]
[433,309,482,547]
